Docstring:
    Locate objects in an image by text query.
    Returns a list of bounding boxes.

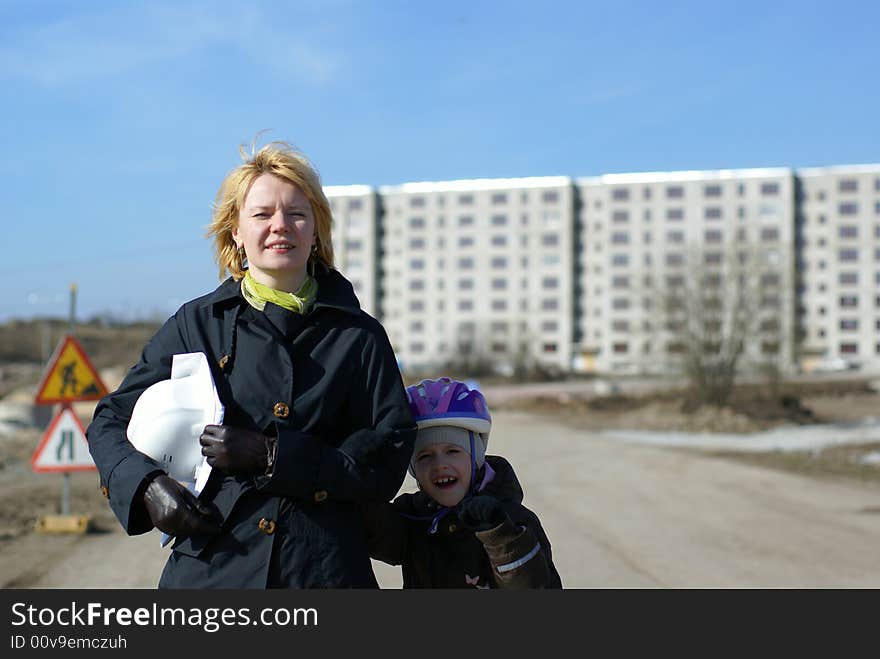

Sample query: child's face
[413,442,472,508]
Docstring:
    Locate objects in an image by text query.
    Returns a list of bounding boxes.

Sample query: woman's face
[413,442,472,508]
[233,173,316,291]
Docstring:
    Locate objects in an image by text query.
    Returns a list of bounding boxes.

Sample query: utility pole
[61,283,77,516]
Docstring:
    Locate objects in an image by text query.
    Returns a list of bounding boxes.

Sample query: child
[362,377,562,589]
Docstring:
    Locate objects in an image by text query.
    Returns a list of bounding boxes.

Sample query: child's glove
[458,494,512,532]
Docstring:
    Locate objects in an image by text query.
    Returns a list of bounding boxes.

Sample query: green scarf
[241,270,318,314]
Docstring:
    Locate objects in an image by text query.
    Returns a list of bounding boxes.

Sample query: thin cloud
[0,3,341,86]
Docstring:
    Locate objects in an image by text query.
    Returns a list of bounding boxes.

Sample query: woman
[87,141,417,588]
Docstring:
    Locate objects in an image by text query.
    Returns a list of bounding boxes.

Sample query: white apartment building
[796,165,880,372]
[325,163,879,378]
[376,177,575,374]
[325,185,380,318]
[576,168,796,375]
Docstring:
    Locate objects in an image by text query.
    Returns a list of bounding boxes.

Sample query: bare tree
[642,243,792,408]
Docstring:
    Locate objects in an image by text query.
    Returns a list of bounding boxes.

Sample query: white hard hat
[126,352,224,493]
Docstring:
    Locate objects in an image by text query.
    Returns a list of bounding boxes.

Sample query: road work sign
[31,406,96,473]
[34,335,108,405]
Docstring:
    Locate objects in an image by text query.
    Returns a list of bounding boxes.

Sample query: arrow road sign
[31,406,96,473]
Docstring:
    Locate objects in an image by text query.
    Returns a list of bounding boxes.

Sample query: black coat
[87,266,417,588]
[363,455,562,589]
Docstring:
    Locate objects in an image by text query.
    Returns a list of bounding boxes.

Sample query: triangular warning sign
[31,406,96,473]
[34,335,108,405]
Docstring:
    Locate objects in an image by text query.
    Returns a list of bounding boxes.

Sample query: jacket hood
[393,454,524,517]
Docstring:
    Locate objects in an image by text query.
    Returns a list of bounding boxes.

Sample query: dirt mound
[505,379,879,434]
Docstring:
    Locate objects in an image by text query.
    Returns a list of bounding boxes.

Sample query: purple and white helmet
[406,377,491,438]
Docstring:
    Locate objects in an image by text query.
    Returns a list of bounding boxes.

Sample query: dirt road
[4,409,880,588]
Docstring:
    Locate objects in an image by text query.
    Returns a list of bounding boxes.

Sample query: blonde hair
[207,140,335,280]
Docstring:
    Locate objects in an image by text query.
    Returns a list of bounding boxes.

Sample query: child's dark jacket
[362,455,562,589]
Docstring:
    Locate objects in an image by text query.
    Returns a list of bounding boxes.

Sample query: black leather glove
[458,494,512,532]
[199,424,274,475]
[142,474,222,538]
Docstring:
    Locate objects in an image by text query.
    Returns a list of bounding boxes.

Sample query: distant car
[812,357,858,373]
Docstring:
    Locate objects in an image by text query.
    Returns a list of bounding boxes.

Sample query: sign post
[31,284,106,533]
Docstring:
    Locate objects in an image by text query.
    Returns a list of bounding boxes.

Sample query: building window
[839,249,859,262]
[760,182,780,196]
[542,190,559,203]
[409,279,425,291]
[612,253,629,267]
[409,321,424,332]
[541,320,558,332]
[348,199,363,211]
[666,253,684,266]
[612,188,630,201]
[666,186,684,199]
[458,278,474,290]
[705,229,723,243]
[491,321,508,332]
[458,194,474,206]
[458,257,474,269]
[761,273,781,287]
[760,228,780,241]
[491,278,506,290]
[704,207,722,220]
[838,179,858,193]
[409,258,425,270]
[704,184,722,198]
[667,230,685,243]
[612,275,630,289]
[839,272,858,285]
[612,342,629,354]
[704,252,722,265]
[840,343,858,354]
[643,187,652,200]
[839,225,858,239]
[541,299,559,311]
[458,215,474,227]
[541,234,560,246]
[612,210,630,223]
[612,320,630,332]
[491,257,508,268]
[410,196,426,208]
[612,297,630,310]
[409,300,425,312]
[491,299,507,311]
[491,214,508,226]
[458,236,474,248]
[409,238,425,249]
[666,208,684,221]
[611,231,629,244]
[409,217,425,229]
[543,343,558,353]
[491,235,507,247]
[839,202,858,216]
[542,276,559,289]
[491,193,508,205]
[840,319,859,331]
[459,300,473,311]
[839,295,859,308]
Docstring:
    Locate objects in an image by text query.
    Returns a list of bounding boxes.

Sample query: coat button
[313,490,328,503]
[218,355,229,369]
[258,518,276,535]
[273,402,289,418]
[100,485,109,499]
[448,523,457,533]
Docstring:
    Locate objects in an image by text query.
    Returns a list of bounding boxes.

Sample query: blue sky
[2,0,878,322]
